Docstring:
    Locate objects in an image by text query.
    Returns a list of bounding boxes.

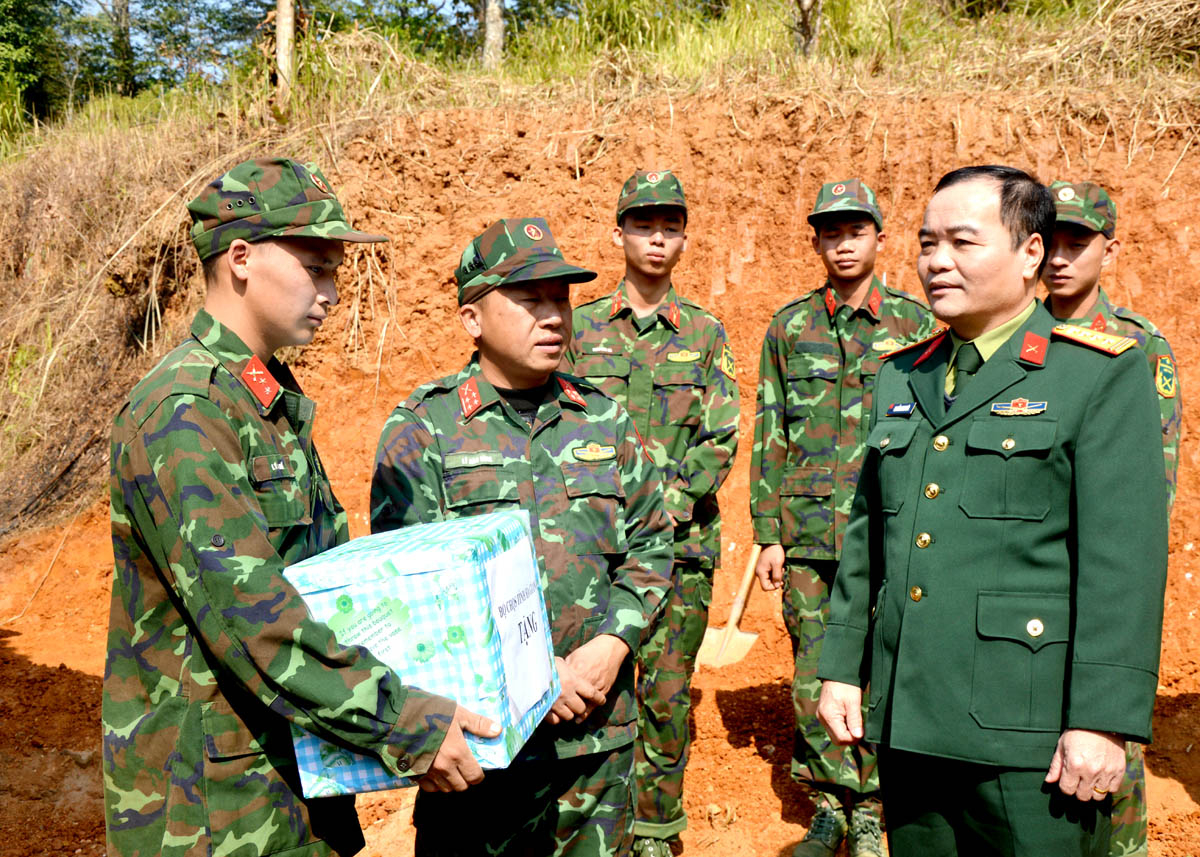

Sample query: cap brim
[1053,213,1106,234]
[501,258,597,286]
[276,222,389,243]
[807,205,881,228]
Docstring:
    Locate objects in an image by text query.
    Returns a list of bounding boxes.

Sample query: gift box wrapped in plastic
[283,509,559,796]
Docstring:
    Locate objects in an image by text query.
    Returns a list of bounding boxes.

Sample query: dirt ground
[3,91,1200,856]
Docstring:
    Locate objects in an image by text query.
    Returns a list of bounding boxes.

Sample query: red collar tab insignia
[241,356,279,408]
[867,287,883,317]
[1090,313,1107,332]
[824,288,837,316]
[666,301,681,328]
[1051,323,1137,356]
[1156,355,1178,399]
[1019,331,1048,366]
[459,378,483,419]
[990,397,1048,416]
[558,377,587,409]
[609,290,624,318]
[912,330,950,366]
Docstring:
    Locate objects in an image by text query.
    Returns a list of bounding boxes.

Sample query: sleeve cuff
[816,622,870,688]
[752,516,781,544]
[1068,661,1158,744]
[377,687,458,778]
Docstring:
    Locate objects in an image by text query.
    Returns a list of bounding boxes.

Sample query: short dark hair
[201,253,221,287]
[933,165,1055,277]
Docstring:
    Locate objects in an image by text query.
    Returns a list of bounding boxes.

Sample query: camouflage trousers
[633,559,713,839]
[1108,742,1148,857]
[412,743,635,856]
[784,559,880,811]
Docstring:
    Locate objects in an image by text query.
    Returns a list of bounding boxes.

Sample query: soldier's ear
[875,230,886,251]
[611,226,624,249]
[459,303,483,339]
[1102,237,1121,269]
[226,239,253,285]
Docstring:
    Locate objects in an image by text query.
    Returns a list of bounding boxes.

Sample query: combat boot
[847,804,885,857]
[791,806,847,857]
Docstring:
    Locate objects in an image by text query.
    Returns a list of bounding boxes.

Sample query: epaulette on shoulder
[883,328,948,360]
[128,346,217,428]
[404,375,457,409]
[558,371,604,398]
[1051,323,1138,355]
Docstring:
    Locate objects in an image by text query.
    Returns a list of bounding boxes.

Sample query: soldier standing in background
[371,217,674,855]
[1042,179,1182,857]
[749,179,936,857]
[104,158,488,857]
[565,169,740,857]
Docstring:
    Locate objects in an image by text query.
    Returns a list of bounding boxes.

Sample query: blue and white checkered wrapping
[284,509,559,796]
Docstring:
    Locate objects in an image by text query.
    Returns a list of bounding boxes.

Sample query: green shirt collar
[949,299,1038,365]
[190,309,292,414]
[609,281,681,331]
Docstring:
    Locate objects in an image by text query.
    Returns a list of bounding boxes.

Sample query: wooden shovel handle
[725,544,763,630]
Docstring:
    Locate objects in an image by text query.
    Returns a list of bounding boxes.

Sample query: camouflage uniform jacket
[371,358,674,759]
[105,310,456,857]
[750,278,936,561]
[566,282,740,565]
[1064,286,1181,509]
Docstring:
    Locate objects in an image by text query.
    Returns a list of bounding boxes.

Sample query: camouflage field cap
[455,217,597,305]
[807,179,883,230]
[1049,180,1117,238]
[616,170,687,224]
[188,157,387,261]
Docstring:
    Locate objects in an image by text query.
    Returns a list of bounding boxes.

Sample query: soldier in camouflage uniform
[565,169,740,857]
[1041,180,1182,857]
[749,179,937,857]
[104,157,493,857]
[371,217,674,856]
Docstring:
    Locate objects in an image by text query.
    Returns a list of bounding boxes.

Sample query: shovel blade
[697,625,759,668]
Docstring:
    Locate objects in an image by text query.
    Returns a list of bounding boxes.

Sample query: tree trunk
[482,0,503,70]
[276,0,295,105]
[106,0,136,94]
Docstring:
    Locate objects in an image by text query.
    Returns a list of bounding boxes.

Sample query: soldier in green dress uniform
[817,165,1169,857]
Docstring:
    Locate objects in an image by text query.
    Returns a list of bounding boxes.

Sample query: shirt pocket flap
[444,466,520,508]
[575,354,631,378]
[562,461,624,499]
[251,454,294,483]
[976,591,1070,653]
[966,419,1057,459]
[653,362,704,387]
[202,701,265,761]
[780,466,833,498]
[787,352,838,380]
[866,420,919,455]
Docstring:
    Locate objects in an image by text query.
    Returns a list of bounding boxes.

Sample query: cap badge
[1057,187,1076,202]
[524,223,544,241]
[310,172,330,194]
[831,183,846,195]
[646,172,661,184]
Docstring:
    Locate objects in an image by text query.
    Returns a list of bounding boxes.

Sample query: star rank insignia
[990,397,1048,416]
[459,377,483,418]
[558,377,587,408]
[241,355,279,409]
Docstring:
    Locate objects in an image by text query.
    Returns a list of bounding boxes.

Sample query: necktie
[952,342,983,396]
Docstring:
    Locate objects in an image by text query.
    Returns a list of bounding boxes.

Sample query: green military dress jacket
[566,283,740,565]
[371,359,674,759]
[818,302,1168,768]
[750,278,935,561]
[105,311,456,857]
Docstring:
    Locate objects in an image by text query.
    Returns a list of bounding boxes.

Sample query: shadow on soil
[0,627,105,857]
[1147,691,1200,807]
[715,680,818,846]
